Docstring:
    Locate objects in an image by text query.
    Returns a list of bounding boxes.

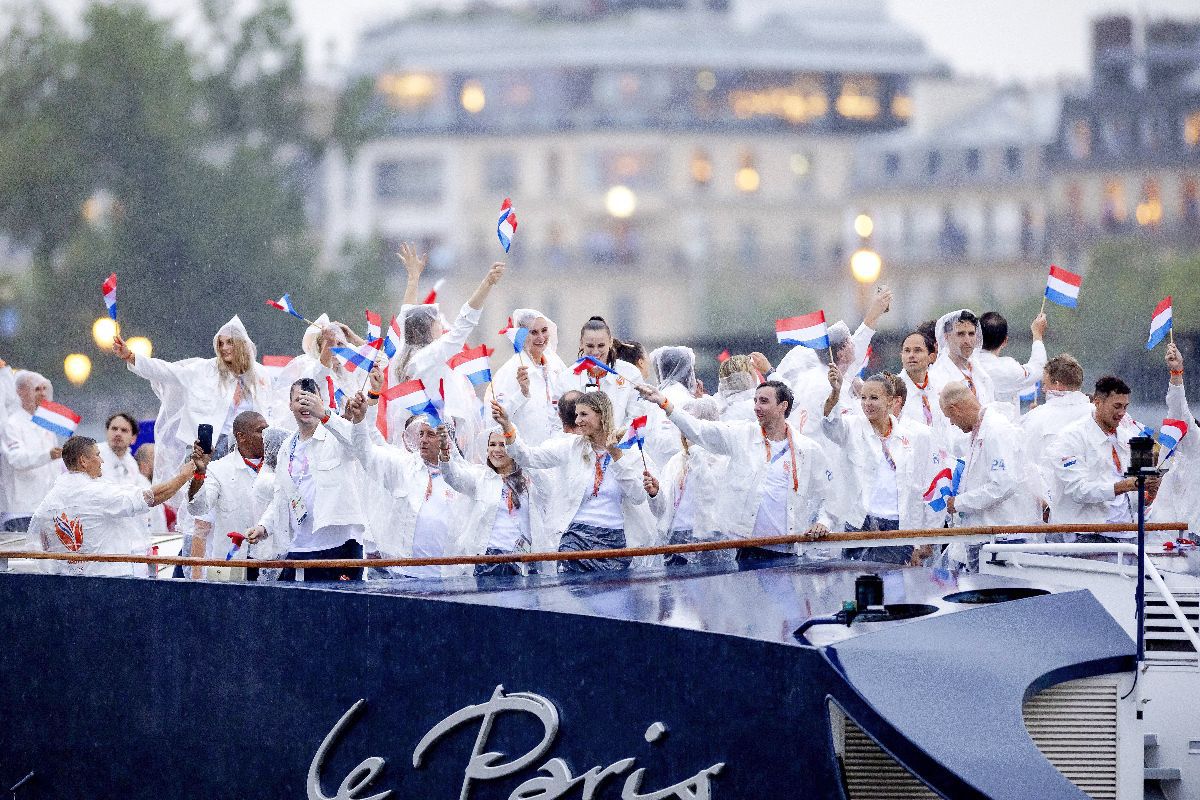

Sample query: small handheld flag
[266,293,306,322]
[776,312,830,349]
[225,532,246,560]
[448,344,494,386]
[497,198,518,253]
[716,348,730,363]
[102,273,118,321]
[332,337,383,373]
[1019,381,1041,404]
[858,345,874,378]
[1158,418,1188,455]
[572,356,617,376]
[32,401,81,438]
[392,379,443,426]
[617,415,648,450]
[365,310,382,344]
[1044,265,1082,309]
[422,278,446,305]
[499,318,529,354]
[1147,297,1173,350]
[923,458,965,512]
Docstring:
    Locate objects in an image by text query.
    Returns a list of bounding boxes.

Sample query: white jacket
[1048,412,1138,530]
[898,370,951,435]
[0,410,63,520]
[29,471,153,576]
[642,382,693,474]
[98,442,166,547]
[492,352,569,446]
[647,445,727,539]
[441,451,551,561]
[1020,390,1094,509]
[664,409,833,539]
[1150,383,1199,537]
[821,413,942,530]
[507,432,648,540]
[256,415,365,547]
[562,358,644,428]
[188,451,269,558]
[953,407,1041,528]
[977,343,1047,417]
[717,388,756,422]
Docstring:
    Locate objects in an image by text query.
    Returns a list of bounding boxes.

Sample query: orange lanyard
[425,467,440,501]
[592,451,611,497]
[762,424,799,493]
[877,421,897,471]
[502,484,516,513]
[1110,443,1122,475]
[958,364,976,396]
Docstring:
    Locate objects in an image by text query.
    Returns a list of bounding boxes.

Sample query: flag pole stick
[1039,295,1047,316]
[639,442,647,470]
[1170,327,1175,345]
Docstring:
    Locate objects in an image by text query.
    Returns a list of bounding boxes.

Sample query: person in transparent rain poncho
[271,314,366,430]
[641,346,699,471]
[112,316,278,495]
[385,259,506,461]
[563,316,644,428]
[645,396,732,568]
[716,355,759,423]
[491,309,571,447]
[928,309,995,407]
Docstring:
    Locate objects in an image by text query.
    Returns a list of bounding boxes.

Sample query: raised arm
[113,335,188,387]
[465,261,506,311]
[635,386,736,456]
[492,400,571,469]
[821,363,846,432]
[398,242,427,306]
[1165,343,1193,427]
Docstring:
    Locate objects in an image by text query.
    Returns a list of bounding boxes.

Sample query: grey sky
[31,0,1200,83]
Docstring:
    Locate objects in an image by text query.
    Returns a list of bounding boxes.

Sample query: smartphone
[296,377,319,396]
[197,423,214,455]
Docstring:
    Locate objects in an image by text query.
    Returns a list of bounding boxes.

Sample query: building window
[545,151,562,192]
[1065,183,1083,228]
[790,152,812,183]
[738,224,759,266]
[376,72,440,110]
[1068,119,1092,160]
[374,158,443,203]
[964,148,980,173]
[937,208,967,257]
[460,80,486,114]
[735,151,760,193]
[883,152,900,177]
[1102,179,1127,230]
[925,150,941,177]
[612,292,637,340]
[835,76,881,121]
[485,153,518,194]
[690,148,713,187]
[1003,146,1022,175]
[795,226,815,266]
[1183,178,1199,222]
[1135,179,1163,227]
[1185,111,1200,149]
[981,203,995,254]
[1020,204,1036,257]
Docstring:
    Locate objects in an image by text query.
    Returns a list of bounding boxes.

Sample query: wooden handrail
[0,522,1188,570]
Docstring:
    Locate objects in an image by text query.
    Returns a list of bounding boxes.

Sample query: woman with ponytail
[566,316,644,427]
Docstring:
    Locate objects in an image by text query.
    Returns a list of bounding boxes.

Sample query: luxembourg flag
[1158,418,1188,455]
[1147,297,1173,350]
[499,318,529,354]
[365,310,383,343]
[572,355,617,376]
[32,401,81,438]
[448,344,495,386]
[1044,265,1082,309]
[422,278,446,305]
[392,379,442,426]
[776,311,830,349]
[102,273,118,320]
[332,337,383,373]
[497,198,517,253]
[617,415,648,450]
[266,293,305,321]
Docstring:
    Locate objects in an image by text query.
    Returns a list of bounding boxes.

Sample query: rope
[1,522,1187,570]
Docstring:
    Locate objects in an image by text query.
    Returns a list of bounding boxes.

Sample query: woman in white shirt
[563,316,643,428]
[822,366,940,565]
[491,308,570,446]
[441,428,546,578]
[494,390,649,573]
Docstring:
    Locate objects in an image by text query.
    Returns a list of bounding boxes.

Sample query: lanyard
[957,363,976,396]
[242,457,262,473]
[425,466,441,501]
[1110,443,1122,475]
[287,435,301,478]
[502,484,518,513]
[592,451,612,497]
[877,421,897,471]
[762,424,799,492]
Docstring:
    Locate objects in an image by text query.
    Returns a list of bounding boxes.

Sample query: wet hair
[578,316,625,368]
[942,310,978,336]
[861,371,898,400]
[486,431,529,510]
[62,436,97,470]
[574,390,615,438]
[979,311,1008,351]
[1044,354,1084,390]
[719,354,754,379]
[558,390,582,429]
[613,340,646,366]
[831,338,854,363]
[903,329,936,354]
[1094,375,1131,399]
[105,412,138,433]
[757,379,794,418]
[888,373,907,404]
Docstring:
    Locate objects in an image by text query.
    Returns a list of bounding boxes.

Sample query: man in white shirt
[1020,355,1094,520]
[246,380,366,581]
[98,412,168,546]
[1048,376,1158,545]
[977,310,1048,419]
[1,371,63,531]
[188,411,270,577]
[929,310,995,406]
[30,435,198,576]
[898,329,950,433]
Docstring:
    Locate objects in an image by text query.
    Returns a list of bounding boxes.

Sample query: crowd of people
[6,246,1196,582]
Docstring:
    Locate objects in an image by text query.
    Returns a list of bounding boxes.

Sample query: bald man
[0,371,63,531]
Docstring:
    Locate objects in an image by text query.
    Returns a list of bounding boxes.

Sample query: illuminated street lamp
[850,247,882,284]
[853,213,874,238]
[126,336,153,359]
[605,185,637,219]
[92,317,120,349]
[63,353,92,386]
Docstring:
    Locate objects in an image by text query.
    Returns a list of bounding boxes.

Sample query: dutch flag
[1044,265,1082,309]
[266,293,305,321]
[384,316,403,359]
[332,338,383,373]
[1158,418,1188,455]
[102,273,118,321]
[923,458,965,512]
[392,379,442,426]
[32,401,81,438]
[1020,381,1041,404]
[1147,297,1173,350]
[422,278,446,306]
[776,311,830,349]
[365,310,382,344]
[497,198,517,253]
[226,532,246,560]
[499,318,529,354]
[572,356,617,376]
[448,344,494,386]
[617,415,647,450]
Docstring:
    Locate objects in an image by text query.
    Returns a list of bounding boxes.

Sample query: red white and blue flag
[923,458,965,512]
[32,401,81,438]
[225,532,245,560]
[102,273,118,321]
[776,311,830,349]
[1158,418,1188,454]
[499,318,529,354]
[422,278,446,305]
[448,344,495,386]
[392,378,442,426]
[365,310,383,343]
[572,355,617,376]
[332,337,383,373]
[1044,265,1082,309]
[497,198,517,253]
[1147,296,1173,350]
[617,415,648,450]
[266,293,305,321]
